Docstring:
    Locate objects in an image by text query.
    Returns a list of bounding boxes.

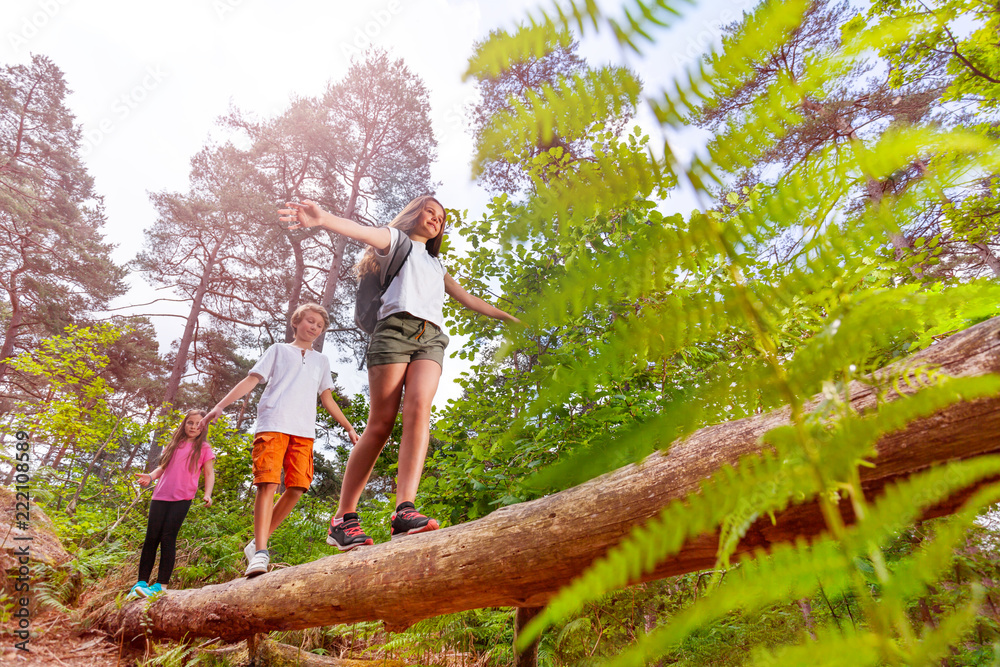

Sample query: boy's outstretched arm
[445,274,521,323]
[319,390,360,445]
[280,200,391,252]
[204,374,261,424]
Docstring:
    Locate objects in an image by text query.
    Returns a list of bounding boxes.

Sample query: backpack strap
[380,232,413,295]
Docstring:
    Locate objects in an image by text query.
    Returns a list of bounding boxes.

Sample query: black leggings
[138,499,191,585]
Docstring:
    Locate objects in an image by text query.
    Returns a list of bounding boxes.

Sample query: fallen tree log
[98,317,1000,643]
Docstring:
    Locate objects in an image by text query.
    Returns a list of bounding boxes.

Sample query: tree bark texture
[98,317,1000,643]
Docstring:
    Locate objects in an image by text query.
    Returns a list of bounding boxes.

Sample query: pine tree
[313,50,437,352]
[861,0,1000,276]
[0,54,126,393]
[223,97,350,346]
[469,25,638,198]
[132,142,285,466]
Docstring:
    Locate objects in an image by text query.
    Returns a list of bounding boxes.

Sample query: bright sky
[2,0,746,407]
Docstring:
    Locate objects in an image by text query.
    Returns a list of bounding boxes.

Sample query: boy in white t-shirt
[205,303,359,577]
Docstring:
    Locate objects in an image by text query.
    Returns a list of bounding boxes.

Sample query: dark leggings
[138,499,191,585]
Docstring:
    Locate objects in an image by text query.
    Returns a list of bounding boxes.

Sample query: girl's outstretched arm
[135,466,165,487]
[445,274,520,323]
[202,459,215,507]
[279,200,391,252]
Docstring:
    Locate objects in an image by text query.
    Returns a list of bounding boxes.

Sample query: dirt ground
[1,610,134,667]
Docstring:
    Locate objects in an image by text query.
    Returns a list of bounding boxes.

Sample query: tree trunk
[798,598,816,640]
[316,170,362,352]
[514,607,543,667]
[148,244,220,469]
[0,271,25,385]
[284,236,307,343]
[973,243,1000,278]
[316,235,350,353]
[97,317,1000,644]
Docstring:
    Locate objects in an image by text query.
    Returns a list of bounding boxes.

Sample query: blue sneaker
[142,583,163,596]
[126,581,148,600]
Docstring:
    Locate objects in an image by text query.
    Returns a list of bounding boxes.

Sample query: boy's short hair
[291,303,330,329]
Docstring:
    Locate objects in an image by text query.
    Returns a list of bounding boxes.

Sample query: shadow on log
[96,317,1000,643]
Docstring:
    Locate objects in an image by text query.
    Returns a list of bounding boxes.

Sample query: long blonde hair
[159,409,209,473]
[355,196,446,280]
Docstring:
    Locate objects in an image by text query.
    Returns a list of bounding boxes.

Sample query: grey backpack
[354,233,413,334]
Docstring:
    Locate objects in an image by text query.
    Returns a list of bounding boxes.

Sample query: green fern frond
[525,0,604,38]
[596,538,853,666]
[867,483,1000,611]
[478,137,659,251]
[845,457,1000,558]
[607,0,690,53]
[904,591,985,665]
[782,284,1000,398]
[525,442,821,639]
[516,0,696,54]
[524,357,765,490]
[747,628,883,667]
[523,396,1000,647]
[715,376,1000,565]
[600,468,1000,666]
[465,23,577,79]
[474,66,641,181]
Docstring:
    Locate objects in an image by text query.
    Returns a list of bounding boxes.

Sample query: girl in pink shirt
[127,410,215,598]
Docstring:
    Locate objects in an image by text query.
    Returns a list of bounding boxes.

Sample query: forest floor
[1,609,129,666]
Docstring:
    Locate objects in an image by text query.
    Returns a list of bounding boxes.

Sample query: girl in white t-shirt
[127,409,215,598]
[281,196,518,550]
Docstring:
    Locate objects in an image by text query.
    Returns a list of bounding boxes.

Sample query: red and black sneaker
[326,512,374,551]
[390,502,440,539]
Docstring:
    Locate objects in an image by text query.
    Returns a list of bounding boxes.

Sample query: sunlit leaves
[462,0,1000,664]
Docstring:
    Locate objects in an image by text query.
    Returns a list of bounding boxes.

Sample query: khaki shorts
[367,312,449,368]
[252,432,314,489]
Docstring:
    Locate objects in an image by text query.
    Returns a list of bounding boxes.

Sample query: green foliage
[446,1,1000,665]
[4,2,1000,665]
[8,323,125,464]
[862,0,1000,110]
[137,641,198,667]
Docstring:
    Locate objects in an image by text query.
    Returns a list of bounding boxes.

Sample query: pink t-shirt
[152,440,215,502]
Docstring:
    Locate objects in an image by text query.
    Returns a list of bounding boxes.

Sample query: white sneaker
[245,550,269,578]
[244,538,255,561]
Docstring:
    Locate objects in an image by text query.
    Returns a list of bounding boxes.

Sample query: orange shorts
[252,432,314,489]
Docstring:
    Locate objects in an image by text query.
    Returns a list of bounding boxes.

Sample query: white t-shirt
[249,343,336,438]
[376,227,447,329]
